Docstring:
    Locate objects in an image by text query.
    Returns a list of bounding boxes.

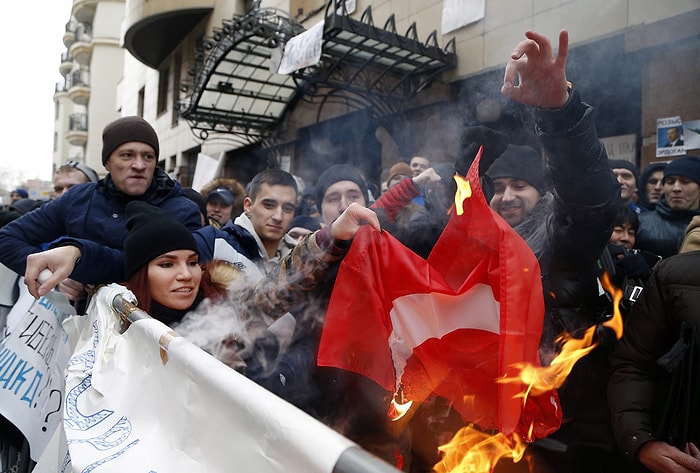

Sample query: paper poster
[442,0,485,34]
[0,285,75,461]
[656,116,686,158]
[191,151,225,191]
[682,119,700,150]
[600,134,637,162]
[278,20,325,75]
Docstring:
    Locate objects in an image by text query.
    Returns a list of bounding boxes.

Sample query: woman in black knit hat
[123,201,238,326]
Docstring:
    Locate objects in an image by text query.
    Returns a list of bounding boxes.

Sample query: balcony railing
[69,113,88,132]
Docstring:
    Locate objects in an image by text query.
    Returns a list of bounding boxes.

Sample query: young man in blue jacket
[0,116,201,299]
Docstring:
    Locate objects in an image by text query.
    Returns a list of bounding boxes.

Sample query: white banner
[442,0,485,34]
[191,151,225,191]
[0,282,75,461]
[278,21,325,75]
[36,284,355,472]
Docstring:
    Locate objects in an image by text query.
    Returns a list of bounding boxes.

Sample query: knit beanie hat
[289,214,321,232]
[315,164,369,205]
[387,162,412,184]
[102,116,160,165]
[123,201,199,279]
[485,144,546,195]
[609,159,639,185]
[664,155,700,185]
[9,198,36,216]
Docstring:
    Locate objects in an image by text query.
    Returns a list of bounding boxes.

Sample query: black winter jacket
[608,250,700,465]
[636,197,700,259]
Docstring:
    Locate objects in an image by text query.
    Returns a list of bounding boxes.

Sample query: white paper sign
[600,134,637,161]
[656,116,686,158]
[278,21,325,75]
[442,0,485,34]
[0,287,74,461]
[191,151,225,191]
[682,119,700,150]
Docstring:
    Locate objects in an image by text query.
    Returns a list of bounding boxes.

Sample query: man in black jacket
[484,29,623,472]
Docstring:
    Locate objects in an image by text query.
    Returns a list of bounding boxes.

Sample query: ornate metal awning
[178,0,456,144]
[292,1,457,117]
[178,6,305,143]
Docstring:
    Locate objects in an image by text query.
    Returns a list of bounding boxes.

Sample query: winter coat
[680,215,700,253]
[0,168,201,284]
[608,250,700,466]
[193,221,262,281]
[523,91,621,344]
[517,91,622,466]
[636,197,700,258]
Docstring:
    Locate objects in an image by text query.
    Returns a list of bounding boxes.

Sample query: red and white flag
[317,150,560,438]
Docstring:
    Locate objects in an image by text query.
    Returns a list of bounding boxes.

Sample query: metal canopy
[178,0,456,144]
[178,6,305,143]
[294,0,457,112]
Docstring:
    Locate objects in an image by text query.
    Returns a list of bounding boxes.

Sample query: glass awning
[178,0,456,144]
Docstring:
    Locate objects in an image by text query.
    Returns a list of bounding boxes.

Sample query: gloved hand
[617,251,651,282]
[455,126,510,176]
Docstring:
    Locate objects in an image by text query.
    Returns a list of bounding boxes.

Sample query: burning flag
[317,148,561,440]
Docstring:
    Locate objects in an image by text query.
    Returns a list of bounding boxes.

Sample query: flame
[388,398,414,421]
[434,425,528,473]
[599,272,624,339]
[454,174,472,216]
[435,272,626,472]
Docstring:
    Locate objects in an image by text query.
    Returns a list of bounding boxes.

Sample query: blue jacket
[0,168,201,284]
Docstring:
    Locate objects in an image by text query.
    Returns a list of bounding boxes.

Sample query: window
[157,66,169,116]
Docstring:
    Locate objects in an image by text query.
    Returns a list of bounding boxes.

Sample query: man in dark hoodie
[0,116,201,299]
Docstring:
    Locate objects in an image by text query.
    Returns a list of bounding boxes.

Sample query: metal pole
[333,446,403,473]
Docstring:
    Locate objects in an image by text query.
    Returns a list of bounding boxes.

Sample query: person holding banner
[0,116,201,301]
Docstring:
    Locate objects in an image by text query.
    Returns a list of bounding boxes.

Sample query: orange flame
[434,425,528,473]
[454,174,472,216]
[435,273,626,472]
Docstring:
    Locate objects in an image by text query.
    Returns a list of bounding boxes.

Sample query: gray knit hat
[315,164,369,205]
[102,116,160,165]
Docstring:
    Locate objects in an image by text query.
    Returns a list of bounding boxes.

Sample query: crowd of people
[1,29,698,473]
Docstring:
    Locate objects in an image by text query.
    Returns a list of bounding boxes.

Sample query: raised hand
[330,202,381,241]
[501,29,570,109]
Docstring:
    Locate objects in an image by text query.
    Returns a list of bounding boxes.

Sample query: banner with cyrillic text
[42,284,354,472]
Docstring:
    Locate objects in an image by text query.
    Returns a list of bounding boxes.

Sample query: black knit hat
[485,145,546,195]
[123,201,199,279]
[102,116,160,165]
[315,164,369,206]
[664,155,700,185]
[609,159,639,185]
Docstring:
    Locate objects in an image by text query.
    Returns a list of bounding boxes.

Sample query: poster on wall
[682,119,700,150]
[656,116,686,158]
[442,0,485,34]
[600,134,637,162]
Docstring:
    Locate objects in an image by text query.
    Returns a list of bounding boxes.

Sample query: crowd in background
[1,29,698,473]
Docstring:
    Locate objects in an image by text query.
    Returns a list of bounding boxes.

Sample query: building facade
[54,0,700,189]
